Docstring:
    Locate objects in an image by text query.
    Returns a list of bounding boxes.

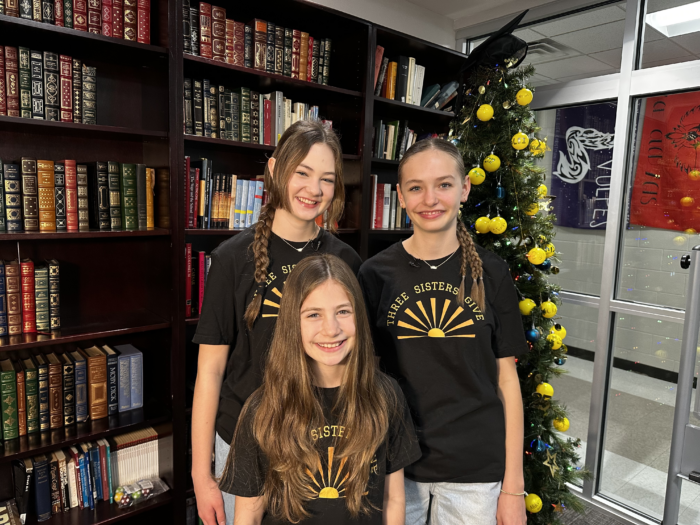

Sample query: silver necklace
[279,226,320,253]
[423,248,459,270]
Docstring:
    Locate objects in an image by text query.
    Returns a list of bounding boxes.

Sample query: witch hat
[460,9,529,73]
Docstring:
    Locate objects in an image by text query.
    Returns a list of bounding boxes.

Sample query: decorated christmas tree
[450,14,589,524]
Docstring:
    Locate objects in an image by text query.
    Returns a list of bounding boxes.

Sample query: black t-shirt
[192,227,362,444]
[226,378,421,524]
[358,242,527,484]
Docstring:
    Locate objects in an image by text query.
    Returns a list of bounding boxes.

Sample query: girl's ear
[267,157,276,179]
[460,175,471,203]
[396,183,405,208]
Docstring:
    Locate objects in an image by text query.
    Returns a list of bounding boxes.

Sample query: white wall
[308,0,456,49]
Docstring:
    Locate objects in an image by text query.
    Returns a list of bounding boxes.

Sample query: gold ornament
[476,104,494,121]
[483,154,501,172]
[673,235,687,246]
[516,88,533,106]
[537,184,548,198]
[689,169,700,181]
[511,131,530,150]
[527,247,546,265]
[543,449,560,477]
[536,382,554,398]
[503,100,512,109]
[541,300,558,318]
[525,203,539,216]
[685,228,697,234]
[475,216,491,234]
[544,243,556,258]
[550,325,567,340]
[519,299,536,315]
[489,216,507,234]
[529,138,547,155]
[525,494,543,513]
[468,167,486,185]
[478,85,486,94]
[547,333,562,350]
[681,196,695,207]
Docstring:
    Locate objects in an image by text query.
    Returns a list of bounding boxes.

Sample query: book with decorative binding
[41,0,53,22]
[86,0,100,33]
[45,353,63,429]
[250,90,260,144]
[15,360,26,436]
[88,444,102,501]
[0,261,6,335]
[193,79,203,136]
[311,38,320,83]
[63,0,72,27]
[67,351,87,423]
[182,0,191,54]
[22,357,39,434]
[20,159,39,232]
[34,353,49,430]
[137,0,149,43]
[0,50,6,116]
[0,162,4,233]
[5,47,20,117]
[32,455,51,522]
[322,38,331,85]
[12,458,33,523]
[123,0,137,40]
[217,85,226,139]
[208,83,218,138]
[291,29,301,79]
[225,19,233,64]
[81,65,96,125]
[58,56,72,122]
[59,353,75,425]
[55,450,68,512]
[114,344,142,409]
[240,87,251,143]
[101,345,119,415]
[21,259,36,334]
[5,0,18,15]
[244,23,253,68]
[76,164,89,231]
[54,161,66,230]
[49,453,60,514]
[73,0,87,31]
[80,346,108,420]
[37,160,56,232]
[1,358,19,440]
[19,0,31,17]
[64,160,78,231]
[299,32,309,82]
[87,162,110,231]
[232,21,244,66]
[32,0,42,21]
[199,2,212,58]
[119,163,137,230]
[107,161,121,230]
[112,0,123,37]
[78,443,94,509]
[71,58,81,123]
[136,164,147,230]
[275,25,284,75]
[230,89,239,141]
[18,47,31,118]
[47,259,60,331]
[54,0,64,26]
[34,264,49,333]
[265,21,275,73]
[155,168,169,228]
[184,78,193,135]
[65,452,79,509]
[189,6,199,55]
[211,5,225,61]
[5,260,22,335]
[5,164,23,232]
[43,52,59,121]
[249,19,266,71]
[203,78,211,137]
[146,167,154,229]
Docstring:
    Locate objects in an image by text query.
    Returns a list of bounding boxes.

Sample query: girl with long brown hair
[219,254,420,524]
[191,121,362,525]
[358,138,527,525]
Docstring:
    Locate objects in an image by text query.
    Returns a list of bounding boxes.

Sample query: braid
[456,219,486,313]
[244,205,276,329]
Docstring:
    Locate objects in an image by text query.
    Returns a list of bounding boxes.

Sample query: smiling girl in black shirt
[358,139,527,525]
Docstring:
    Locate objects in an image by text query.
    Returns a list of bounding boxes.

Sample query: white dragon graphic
[553,126,615,183]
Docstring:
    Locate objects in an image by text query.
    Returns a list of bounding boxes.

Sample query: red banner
[630,92,700,232]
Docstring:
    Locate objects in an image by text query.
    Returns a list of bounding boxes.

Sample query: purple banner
[549,102,617,229]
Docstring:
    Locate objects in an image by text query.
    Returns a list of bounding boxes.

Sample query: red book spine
[192,168,200,225]
[199,3,212,59]
[73,0,88,31]
[21,261,36,334]
[112,0,123,37]
[59,55,73,123]
[0,49,6,116]
[373,184,384,229]
[87,0,101,33]
[232,21,244,67]
[225,20,234,64]
[185,243,192,317]
[5,47,20,118]
[211,6,226,62]
[307,36,313,82]
[55,0,65,26]
[263,99,271,146]
[101,0,113,36]
[137,0,150,44]
[99,443,109,501]
[291,29,300,79]
[198,251,205,315]
[184,156,190,227]
[65,160,79,231]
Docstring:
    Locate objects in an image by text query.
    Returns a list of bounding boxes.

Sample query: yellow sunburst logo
[262,287,283,318]
[306,447,348,499]
[398,298,476,339]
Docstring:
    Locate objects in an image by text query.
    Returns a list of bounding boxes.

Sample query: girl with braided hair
[358,138,527,525]
[192,120,361,525]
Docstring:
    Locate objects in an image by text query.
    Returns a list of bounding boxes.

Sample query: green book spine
[19,47,32,118]
[120,164,138,231]
[230,91,240,142]
[240,87,251,143]
[25,367,39,434]
[64,0,72,28]
[1,366,19,440]
[108,161,122,231]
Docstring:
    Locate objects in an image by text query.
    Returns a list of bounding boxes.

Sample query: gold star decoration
[543,449,560,477]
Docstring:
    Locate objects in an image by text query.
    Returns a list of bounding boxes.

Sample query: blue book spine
[4,163,23,232]
[90,446,102,501]
[0,159,5,231]
[118,355,131,411]
[37,362,49,431]
[78,454,89,509]
[33,457,51,522]
[105,442,113,504]
[74,359,88,423]
[234,180,243,228]
[107,354,118,415]
[238,180,249,228]
[252,181,264,224]
[0,260,6,336]
[130,352,143,409]
[245,181,256,228]
[83,451,94,509]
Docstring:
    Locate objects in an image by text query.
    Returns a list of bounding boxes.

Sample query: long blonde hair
[220,255,397,522]
[244,120,346,329]
[398,138,485,312]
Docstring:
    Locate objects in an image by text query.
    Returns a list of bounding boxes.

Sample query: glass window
[641,0,700,69]
[616,90,699,309]
[535,102,616,296]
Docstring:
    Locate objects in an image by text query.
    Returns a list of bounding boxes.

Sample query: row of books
[0,159,170,233]
[185,246,210,318]
[10,426,162,522]
[0,46,96,123]
[370,176,412,231]
[0,344,143,441]
[0,259,60,336]
[184,79,327,146]
[0,0,151,43]
[373,120,418,162]
[184,158,265,230]
[183,3,332,85]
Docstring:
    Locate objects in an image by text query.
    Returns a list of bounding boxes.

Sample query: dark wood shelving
[374,96,455,118]
[185,317,199,326]
[185,228,243,236]
[24,492,173,525]
[0,228,171,241]
[183,135,360,159]
[0,311,170,352]
[372,158,400,165]
[369,228,414,235]
[0,403,170,463]
[0,116,168,140]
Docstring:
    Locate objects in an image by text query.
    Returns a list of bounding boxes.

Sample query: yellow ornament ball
[689,170,700,181]
[674,235,687,246]
[527,247,547,265]
[476,104,494,121]
[544,243,556,258]
[475,216,491,234]
[547,333,563,350]
[516,88,534,106]
[681,196,695,207]
[553,417,570,432]
[525,493,543,513]
[529,138,546,155]
[519,299,536,316]
[483,154,501,172]
[536,382,554,398]
[537,184,548,198]
[550,325,567,340]
[685,228,697,234]
[468,167,486,185]
[525,203,539,216]
[511,132,530,150]
[489,216,507,234]
[541,300,558,318]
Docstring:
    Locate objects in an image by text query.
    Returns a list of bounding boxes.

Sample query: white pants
[214,432,236,525]
[404,478,501,525]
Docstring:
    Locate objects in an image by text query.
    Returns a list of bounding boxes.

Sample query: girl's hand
[193,472,227,525]
[496,492,527,525]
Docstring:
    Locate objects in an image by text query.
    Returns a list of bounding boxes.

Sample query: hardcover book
[184,78,193,135]
[240,87,251,143]
[189,6,199,56]
[112,0,123,37]
[34,264,49,333]
[321,38,331,85]
[0,50,6,116]
[67,351,87,423]
[4,164,23,232]
[203,78,211,137]
[136,164,147,230]
[81,65,96,125]
[0,161,4,232]
[34,354,49,430]
[107,161,122,230]
[217,85,226,139]
[12,458,33,522]
[101,345,118,415]
[64,159,78,231]
[119,163,137,230]
[86,0,100,33]
[224,19,233,64]
[208,83,218,138]
[20,158,39,232]
[15,360,26,436]
[137,0,150,44]
[21,258,36,334]
[80,346,108,420]
[232,21,244,66]
[311,38,320,83]
[114,344,142,409]
[265,22,275,73]
[18,47,31,118]
[48,453,60,514]
[5,47,20,117]
[63,0,72,27]
[230,89,239,141]
[41,0,53,23]
[76,164,89,230]
[58,56,72,122]
[37,160,56,232]
[274,25,284,76]
[244,24,252,68]
[42,52,59,121]
[73,0,87,31]
[199,2,212,59]
[123,0,137,40]
[45,353,63,429]
[33,0,42,21]
[101,0,111,34]
[22,357,39,434]
[0,261,6,335]
[250,19,266,71]
[5,0,18,15]
[5,260,22,335]
[87,162,110,231]
[182,0,191,54]
[1,358,19,439]
[54,161,66,230]
[54,0,64,26]
[299,32,309,82]
[146,167,154,228]
[211,5,225,62]
[88,444,102,501]
[72,58,81,124]
[59,353,75,425]
[155,168,169,228]
[47,259,60,331]
[19,0,31,17]
[250,90,260,144]
[32,455,51,522]
[55,450,68,512]
[291,29,300,79]
[193,79,203,136]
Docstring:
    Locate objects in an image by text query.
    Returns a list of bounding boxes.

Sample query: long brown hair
[398,138,485,312]
[220,254,397,522]
[244,120,346,329]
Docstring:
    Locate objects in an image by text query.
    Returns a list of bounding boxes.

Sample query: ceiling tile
[643,25,667,42]
[533,55,614,78]
[671,33,700,55]
[641,38,693,65]
[551,20,626,54]
[646,0,697,14]
[589,48,623,69]
[529,5,626,37]
[554,69,619,83]
[512,28,547,42]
